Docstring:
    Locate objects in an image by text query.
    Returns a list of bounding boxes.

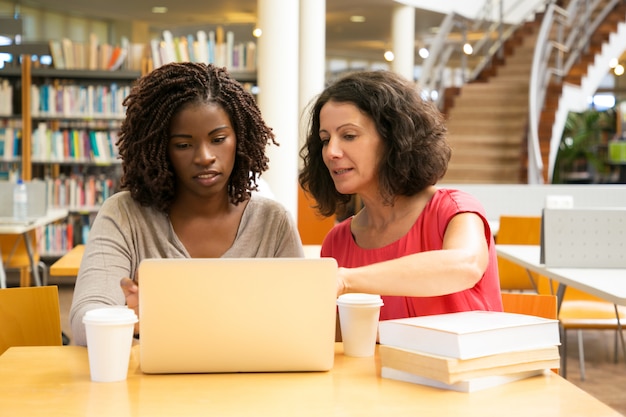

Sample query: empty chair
[496,215,625,380]
[0,285,63,355]
[495,216,542,292]
[1,231,48,288]
[501,292,557,320]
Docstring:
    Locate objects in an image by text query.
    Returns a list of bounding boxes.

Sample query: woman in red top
[298,70,502,320]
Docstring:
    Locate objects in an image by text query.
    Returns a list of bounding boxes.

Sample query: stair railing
[527,0,620,184]
[418,0,548,109]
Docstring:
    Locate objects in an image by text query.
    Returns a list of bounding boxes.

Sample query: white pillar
[299,0,326,166]
[257,0,300,219]
[391,4,415,80]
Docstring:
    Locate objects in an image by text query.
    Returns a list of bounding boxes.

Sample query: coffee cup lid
[83,307,138,325]
[337,293,384,307]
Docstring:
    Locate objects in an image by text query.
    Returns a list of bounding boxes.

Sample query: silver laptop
[138,257,338,374]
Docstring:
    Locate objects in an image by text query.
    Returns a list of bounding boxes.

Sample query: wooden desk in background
[49,244,84,277]
[49,245,321,278]
[0,208,68,288]
[0,344,622,416]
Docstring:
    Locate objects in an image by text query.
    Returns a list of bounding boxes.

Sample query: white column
[299,0,326,165]
[391,3,415,80]
[256,0,300,219]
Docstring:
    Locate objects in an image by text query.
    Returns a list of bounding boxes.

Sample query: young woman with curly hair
[299,70,502,323]
[71,63,303,345]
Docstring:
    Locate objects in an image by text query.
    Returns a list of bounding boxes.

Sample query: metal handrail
[527,0,620,183]
[418,0,548,108]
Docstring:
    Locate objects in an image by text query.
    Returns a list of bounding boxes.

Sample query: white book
[150,39,162,69]
[381,366,545,393]
[88,33,99,70]
[208,31,216,64]
[196,30,209,64]
[226,30,234,69]
[378,311,560,359]
[61,38,75,70]
[161,30,177,65]
[30,84,40,116]
[0,79,12,116]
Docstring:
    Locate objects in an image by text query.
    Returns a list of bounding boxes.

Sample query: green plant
[552,108,615,183]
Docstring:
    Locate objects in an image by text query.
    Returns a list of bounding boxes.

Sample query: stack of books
[378,310,561,392]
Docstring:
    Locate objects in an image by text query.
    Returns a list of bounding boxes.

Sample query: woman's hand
[337,267,348,297]
[120,276,140,335]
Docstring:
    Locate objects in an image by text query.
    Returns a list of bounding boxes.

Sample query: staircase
[537,1,626,182]
[440,21,539,184]
[438,2,626,184]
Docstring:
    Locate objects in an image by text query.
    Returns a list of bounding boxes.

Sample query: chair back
[0,230,40,268]
[496,216,543,291]
[501,292,557,320]
[0,285,62,354]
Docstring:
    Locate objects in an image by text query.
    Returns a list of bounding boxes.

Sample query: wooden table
[0,344,622,417]
[0,208,68,288]
[49,244,84,277]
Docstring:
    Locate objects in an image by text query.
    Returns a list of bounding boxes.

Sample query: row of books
[46,29,257,74]
[151,28,257,71]
[37,212,96,254]
[377,310,561,392]
[44,174,118,211]
[30,82,130,118]
[49,35,146,72]
[32,123,120,163]
[0,126,21,160]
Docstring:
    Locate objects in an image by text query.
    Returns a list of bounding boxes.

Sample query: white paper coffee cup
[337,293,384,357]
[83,307,138,382]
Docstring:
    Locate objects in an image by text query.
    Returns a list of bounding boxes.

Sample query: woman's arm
[337,212,490,297]
[69,199,134,346]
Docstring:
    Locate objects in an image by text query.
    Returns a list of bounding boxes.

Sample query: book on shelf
[0,78,13,116]
[381,367,546,393]
[378,310,560,360]
[49,40,65,70]
[378,344,560,385]
[61,38,75,70]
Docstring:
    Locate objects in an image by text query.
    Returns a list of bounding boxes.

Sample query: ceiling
[14,0,449,62]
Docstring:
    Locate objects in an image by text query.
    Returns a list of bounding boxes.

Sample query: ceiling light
[252,27,262,38]
[609,58,619,68]
[463,43,473,55]
[152,7,168,14]
[614,64,624,76]
[418,48,429,59]
[350,15,366,23]
[383,50,394,62]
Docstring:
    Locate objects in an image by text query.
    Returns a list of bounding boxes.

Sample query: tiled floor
[52,281,626,415]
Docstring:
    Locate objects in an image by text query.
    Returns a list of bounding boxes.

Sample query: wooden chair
[501,292,559,374]
[1,231,48,287]
[0,285,63,355]
[497,214,625,381]
[501,292,557,320]
[495,216,543,292]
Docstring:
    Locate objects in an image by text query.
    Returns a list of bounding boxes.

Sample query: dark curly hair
[298,70,450,217]
[117,62,277,213]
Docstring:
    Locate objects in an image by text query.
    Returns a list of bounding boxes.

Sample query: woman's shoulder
[101,190,138,210]
[432,187,483,208]
[99,191,161,218]
[247,194,288,214]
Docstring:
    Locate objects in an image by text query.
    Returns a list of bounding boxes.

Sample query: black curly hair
[117,62,277,213]
[298,70,450,218]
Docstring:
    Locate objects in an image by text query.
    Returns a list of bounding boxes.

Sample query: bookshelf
[1,24,259,255]
[0,59,140,254]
